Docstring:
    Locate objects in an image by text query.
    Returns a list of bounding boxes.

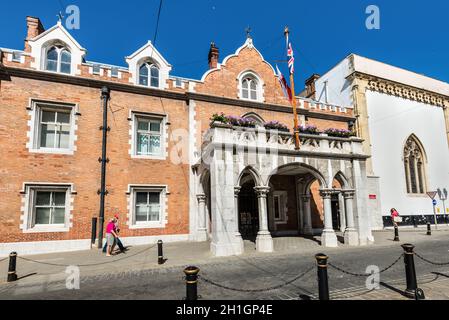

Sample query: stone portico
[195,123,374,257]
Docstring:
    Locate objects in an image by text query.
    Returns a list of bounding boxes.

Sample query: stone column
[320,190,338,247]
[254,186,273,253]
[301,195,313,235]
[342,190,359,246]
[233,187,244,255]
[196,194,208,242]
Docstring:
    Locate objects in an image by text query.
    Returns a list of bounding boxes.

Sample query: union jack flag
[286,34,295,75]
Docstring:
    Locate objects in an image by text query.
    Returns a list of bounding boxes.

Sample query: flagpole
[284,26,301,150]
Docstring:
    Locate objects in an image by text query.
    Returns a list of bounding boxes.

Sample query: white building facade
[315,54,449,228]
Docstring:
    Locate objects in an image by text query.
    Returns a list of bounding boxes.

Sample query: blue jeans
[103,237,125,253]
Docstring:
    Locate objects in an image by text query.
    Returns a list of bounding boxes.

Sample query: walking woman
[105,218,118,257]
[390,208,401,227]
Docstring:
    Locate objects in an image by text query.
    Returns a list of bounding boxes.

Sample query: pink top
[106,222,115,234]
[391,210,399,217]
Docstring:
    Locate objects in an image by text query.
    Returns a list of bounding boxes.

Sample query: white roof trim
[126,41,172,67]
[349,54,449,97]
[200,38,276,83]
[29,21,86,53]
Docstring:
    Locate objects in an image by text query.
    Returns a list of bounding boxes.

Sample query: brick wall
[0,76,190,243]
[0,21,354,245]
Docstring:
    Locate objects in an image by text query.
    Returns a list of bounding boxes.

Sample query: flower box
[296,125,321,135]
[264,121,290,132]
[324,128,356,138]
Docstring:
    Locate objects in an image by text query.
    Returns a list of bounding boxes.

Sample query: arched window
[139,64,149,86]
[139,62,160,88]
[45,46,71,74]
[241,112,265,127]
[242,76,258,100]
[60,50,71,74]
[404,135,427,194]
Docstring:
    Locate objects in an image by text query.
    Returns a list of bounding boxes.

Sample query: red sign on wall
[369,195,377,200]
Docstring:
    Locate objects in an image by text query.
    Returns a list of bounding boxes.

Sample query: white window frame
[21,184,73,233]
[237,71,264,102]
[130,112,167,160]
[28,100,78,155]
[128,185,168,229]
[44,45,72,74]
[138,62,160,88]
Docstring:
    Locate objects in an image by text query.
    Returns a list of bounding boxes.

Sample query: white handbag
[393,216,403,223]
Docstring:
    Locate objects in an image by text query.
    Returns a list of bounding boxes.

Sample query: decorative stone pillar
[301,195,313,235]
[254,186,273,253]
[196,194,208,242]
[233,187,244,255]
[342,190,359,246]
[320,189,338,248]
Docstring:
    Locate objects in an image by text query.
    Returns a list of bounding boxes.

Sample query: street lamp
[437,188,448,224]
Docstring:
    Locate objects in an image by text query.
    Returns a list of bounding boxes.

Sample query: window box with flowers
[210,113,257,129]
[264,121,290,132]
[227,116,257,128]
[324,128,356,138]
[296,125,321,135]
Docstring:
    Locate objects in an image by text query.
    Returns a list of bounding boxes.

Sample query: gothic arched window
[241,112,265,127]
[139,62,160,88]
[45,46,71,74]
[403,135,427,194]
[241,76,258,100]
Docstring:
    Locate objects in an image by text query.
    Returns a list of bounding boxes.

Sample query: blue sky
[1,0,448,88]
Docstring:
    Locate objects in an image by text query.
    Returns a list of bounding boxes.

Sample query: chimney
[25,16,45,52]
[208,42,219,70]
[305,74,320,99]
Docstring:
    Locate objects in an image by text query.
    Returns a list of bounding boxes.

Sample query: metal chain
[328,254,404,277]
[415,252,449,266]
[198,265,314,293]
[17,244,157,267]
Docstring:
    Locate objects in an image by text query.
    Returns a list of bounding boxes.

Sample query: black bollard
[91,217,98,245]
[394,225,400,242]
[184,266,200,301]
[315,254,330,300]
[426,222,431,236]
[402,244,418,298]
[7,252,18,282]
[158,240,164,265]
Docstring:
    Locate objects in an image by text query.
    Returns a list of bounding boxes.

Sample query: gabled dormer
[26,17,87,76]
[126,41,172,90]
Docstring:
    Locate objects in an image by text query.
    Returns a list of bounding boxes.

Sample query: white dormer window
[238,71,264,102]
[139,62,160,88]
[45,46,71,74]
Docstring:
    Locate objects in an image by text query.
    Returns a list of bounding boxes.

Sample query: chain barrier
[16,244,157,268]
[415,252,449,266]
[328,254,404,277]
[198,265,315,293]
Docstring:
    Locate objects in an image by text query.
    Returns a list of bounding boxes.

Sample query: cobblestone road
[1,232,449,300]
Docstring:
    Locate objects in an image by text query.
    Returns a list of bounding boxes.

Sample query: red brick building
[0,17,369,257]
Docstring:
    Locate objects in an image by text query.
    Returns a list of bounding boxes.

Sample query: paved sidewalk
[0,227,448,291]
[0,229,448,300]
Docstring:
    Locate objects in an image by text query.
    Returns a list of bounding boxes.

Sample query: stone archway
[237,173,259,241]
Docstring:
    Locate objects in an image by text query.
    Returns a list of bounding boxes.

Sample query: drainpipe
[98,86,110,249]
